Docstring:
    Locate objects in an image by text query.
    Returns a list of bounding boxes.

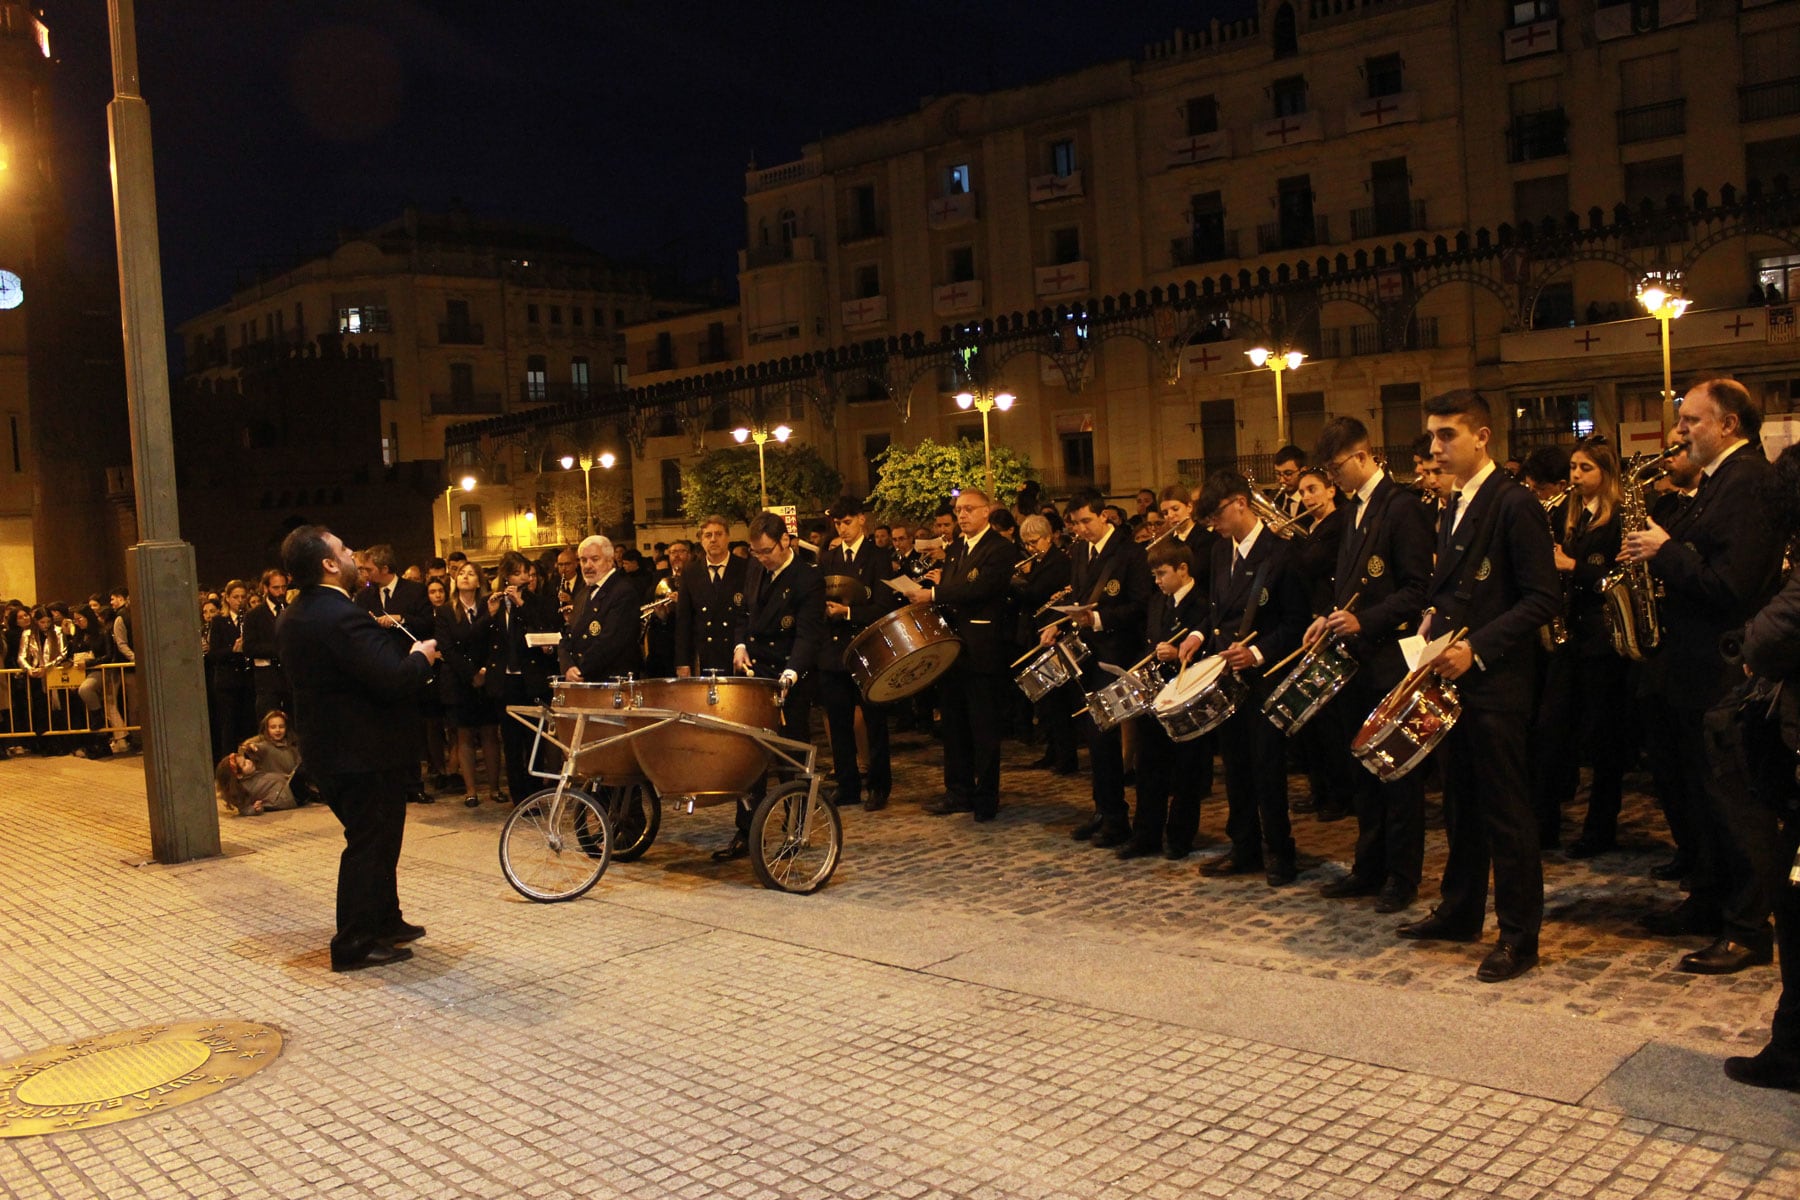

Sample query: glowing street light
[955,388,1015,494]
[1246,346,1307,446]
[733,424,791,509]
[444,473,476,551]
[1637,270,1690,427]
[567,451,616,536]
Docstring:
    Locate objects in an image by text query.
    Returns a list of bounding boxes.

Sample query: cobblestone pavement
[0,736,1796,1200]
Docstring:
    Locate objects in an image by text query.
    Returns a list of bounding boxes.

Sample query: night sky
[40,1,1249,328]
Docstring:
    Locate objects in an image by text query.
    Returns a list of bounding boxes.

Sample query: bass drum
[629,676,783,801]
[1262,636,1359,736]
[1152,657,1244,743]
[1352,669,1461,782]
[846,603,964,703]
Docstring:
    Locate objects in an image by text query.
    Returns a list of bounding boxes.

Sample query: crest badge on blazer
[588,620,600,635]
[1366,554,1386,579]
[1475,557,1492,582]
[780,615,794,630]
[1104,579,1121,597]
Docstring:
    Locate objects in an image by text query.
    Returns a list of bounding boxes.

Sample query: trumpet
[1242,472,1307,540]
[1143,517,1193,548]
[639,577,677,624]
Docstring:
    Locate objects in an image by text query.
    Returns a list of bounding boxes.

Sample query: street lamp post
[1637,271,1690,427]
[1245,346,1307,448]
[444,474,475,553]
[559,451,616,535]
[955,389,1016,495]
[732,424,791,510]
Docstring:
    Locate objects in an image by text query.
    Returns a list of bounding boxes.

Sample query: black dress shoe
[1319,872,1380,899]
[1051,762,1080,776]
[1476,942,1539,983]
[972,808,997,824]
[463,796,480,808]
[1723,1051,1800,1092]
[1373,881,1417,914]
[1092,827,1132,849]
[924,797,975,816]
[1396,912,1480,942]
[1163,845,1192,861]
[384,920,426,945]
[711,833,750,862]
[1197,852,1261,877]
[1565,834,1616,860]
[1640,902,1723,938]
[864,787,889,812]
[408,791,434,805]
[1031,752,1057,770]
[1677,938,1773,975]
[330,941,414,973]
[1314,803,1351,824]
[1649,856,1694,882]
[1115,842,1160,861]
[1265,859,1298,887]
[1070,815,1103,842]
[1290,796,1317,814]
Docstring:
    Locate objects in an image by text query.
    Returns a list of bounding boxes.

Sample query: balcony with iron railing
[1617,98,1685,144]
[1741,77,1800,122]
[438,322,484,345]
[1350,199,1427,239]
[1317,316,1440,359]
[643,497,680,521]
[1170,229,1240,266]
[1506,109,1568,162]
[518,382,596,406]
[440,535,514,558]
[1256,215,1329,254]
[429,391,502,415]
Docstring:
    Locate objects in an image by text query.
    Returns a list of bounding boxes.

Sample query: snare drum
[1083,663,1162,732]
[1013,631,1091,702]
[1262,637,1360,736]
[1351,669,1461,782]
[1152,657,1245,743]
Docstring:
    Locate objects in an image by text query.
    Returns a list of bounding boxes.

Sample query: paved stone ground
[0,732,1796,1200]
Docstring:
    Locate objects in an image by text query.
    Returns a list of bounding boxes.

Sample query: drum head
[864,640,963,703]
[1156,656,1225,709]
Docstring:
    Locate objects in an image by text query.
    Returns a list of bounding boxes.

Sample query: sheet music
[883,576,927,600]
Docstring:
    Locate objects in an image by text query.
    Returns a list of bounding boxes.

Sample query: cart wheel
[604,781,661,862]
[499,787,612,903]
[749,781,841,894]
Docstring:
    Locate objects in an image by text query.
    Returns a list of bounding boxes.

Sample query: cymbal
[823,574,870,605]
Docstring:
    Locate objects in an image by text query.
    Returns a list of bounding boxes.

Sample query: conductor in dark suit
[1396,389,1561,983]
[818,496,902,810]
[1056,489,1153,846]
[1623,378,1785,973]
[1309,417,1435,913]
[922,488,1022,821]
[714,511,827,861]
[276,525,438,972]
[558,535,643,683]
[676,514,750,676]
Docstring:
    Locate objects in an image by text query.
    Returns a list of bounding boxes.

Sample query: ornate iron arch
[1520,248,1652,326]
[1683,223,1800,273]
[1399,266,1522,332]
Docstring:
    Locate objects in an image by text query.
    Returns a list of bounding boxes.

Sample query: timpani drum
[629,676,784,800]
[1152,657,1245,743]
[846,603,963,703]
[1262,636,1360,736]
[550,678,649,783]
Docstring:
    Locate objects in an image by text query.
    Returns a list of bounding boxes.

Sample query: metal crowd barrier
[0,661,140,745]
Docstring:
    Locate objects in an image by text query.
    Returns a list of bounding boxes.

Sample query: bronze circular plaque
[0,1020,282,1137]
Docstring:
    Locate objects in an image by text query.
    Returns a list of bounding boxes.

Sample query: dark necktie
[1441,492,1462,549]
[711,565,722,585]
[1231,548,1243,578]
[1344,492,1363,528]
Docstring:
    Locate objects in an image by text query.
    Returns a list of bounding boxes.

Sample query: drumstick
[1126,629,1188,675]
[1260,593,1363,679]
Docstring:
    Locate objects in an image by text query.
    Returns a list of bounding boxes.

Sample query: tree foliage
[680,443,843,523]
[867,438,1035,525]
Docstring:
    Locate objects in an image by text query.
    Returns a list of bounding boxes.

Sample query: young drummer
[1122,539,1214,860]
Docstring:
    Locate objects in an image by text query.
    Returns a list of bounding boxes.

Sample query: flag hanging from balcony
[1769,304,1795,344]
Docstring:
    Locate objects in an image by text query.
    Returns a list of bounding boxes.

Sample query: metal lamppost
[1245,346,1307,447]
[444,474,475,552]
[1637,271,1690,427]
[955,389,1015,495]
[558,451,616,534]
[732,424,791,509]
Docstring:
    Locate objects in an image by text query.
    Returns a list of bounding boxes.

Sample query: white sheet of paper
[1052,604,1098,615]
[1398,634,1427,673]
[913,537,946,552]
[525,632,562,647]
[884,576,927,599]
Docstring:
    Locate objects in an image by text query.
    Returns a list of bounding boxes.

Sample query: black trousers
[252,665,292,728]
[1080,705,1130,834]
[737,676,816,833]
[1218,683,1292,864]
[1296,694,1357,811]
[1640,690,1702,863]
[1434,706,1543,949]
[498,673,541,802]
[940,661,1003,816]
[1531,649,1629,844]
[1342,672,1425,888]
[819,669,889,802]
[211,682,254,760]
[316,767,409,957]
[1133,718,1211,853]
[1698,696,1782,947]
[1767,808,1800,1064]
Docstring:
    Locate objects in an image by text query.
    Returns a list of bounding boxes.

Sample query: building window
[1061,428,1096,482]
[846,185,879,239]
[703,321,728,362]
[947,245,976,283]
[1513,174,1569,227]
[458,504,483,550]
[572,306,583,327]
[1272,75,1308,117]
[337,305,389,334]
[660,459,682,516]
[1272,2,1299,56]
[1511,392,1592,450]
[946,164,971,194]
[651,331,675,371]
[1365,54,1403,98]
[527,303,540,324]
[1510,0,1556,25]
[853,264,882,298]
[1186,95,1219,135]
[1747,136,1800,191]
[613,358,629,388]
[1049,138,1077,177]
[707,397,732,432]
[449,362,475,401]
[1200,399,1238,474]
[1755,253,1800,302]
[1188,191,1227,262]
[525,355,547,401]
[571,357,590,397]
[780,208,799,242]
[1531,282,1576,330]
[596,307,607,327]
[1378,383,1422,450]
[1288,392,1327,456]
[549,305,563,326]
[1624,156,1683,208]
[1050,227,1082,265]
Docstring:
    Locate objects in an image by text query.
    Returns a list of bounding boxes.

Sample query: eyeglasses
[1322,450,1363,478]
[1209,497,1242,524]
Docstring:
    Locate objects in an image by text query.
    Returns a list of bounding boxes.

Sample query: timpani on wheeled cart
[498,673,842,901]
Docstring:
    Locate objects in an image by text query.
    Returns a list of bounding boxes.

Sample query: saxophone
[1539,483,1575,652]
[1598,444,1682,661]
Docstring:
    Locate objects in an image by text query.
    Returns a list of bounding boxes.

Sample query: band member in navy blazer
[1124,538,1213,860]
[1623,378,1786,974]
[818,496,903,810]
[276,525,438,973]
[1308,417,1435,913]
[482,550,561,805]
[1054,489,1153,847]
[558,535,643,683]
[676,514,749,676]
[1396,390,1560,984]
[1186,472,1309,886]
[923,488,1022,821]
